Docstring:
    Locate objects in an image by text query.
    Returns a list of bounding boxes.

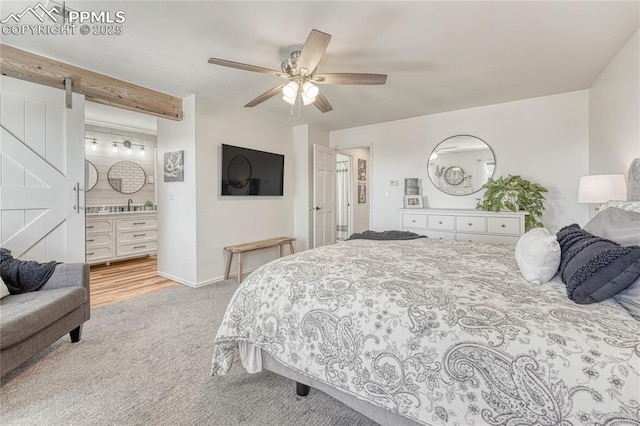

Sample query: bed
[212,234,640,425]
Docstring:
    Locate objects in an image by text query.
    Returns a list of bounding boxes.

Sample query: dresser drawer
[456,216,486,233]
[118,229,158,243]
[428,215,455,231]
[116,217,158,231]
[86,246,113,262]
[487,217,522,235]
[86,233,112,248]
[402,213,427,229]
[117,240,158,257]
[424,230,455,240]
[86,219,112,233]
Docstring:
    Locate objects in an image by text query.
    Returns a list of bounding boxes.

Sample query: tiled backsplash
[86,205,157,213]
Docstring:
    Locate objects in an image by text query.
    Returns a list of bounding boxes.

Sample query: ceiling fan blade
[208,58,284,77]
[245,83,287,108]
[297,29,331,76]
[313,73,387,85]
[314,92,333,113]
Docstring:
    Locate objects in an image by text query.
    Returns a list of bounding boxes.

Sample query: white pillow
[613,276,640,320]
[0,276,9,299]
[515,227,561,284]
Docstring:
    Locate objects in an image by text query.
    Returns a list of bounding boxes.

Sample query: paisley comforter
[212,238,640,425]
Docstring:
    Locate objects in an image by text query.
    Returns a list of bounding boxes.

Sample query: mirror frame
[428,135,496,196]
[107,160,147,194]
[85,160,98,192]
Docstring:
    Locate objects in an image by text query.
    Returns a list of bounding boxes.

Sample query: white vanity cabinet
[86,212,158,264]
[401,208,527,243]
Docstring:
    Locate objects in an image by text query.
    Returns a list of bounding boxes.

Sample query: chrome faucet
[127,198,133,211]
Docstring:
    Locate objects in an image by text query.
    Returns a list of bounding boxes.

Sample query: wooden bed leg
[296,382,310,397]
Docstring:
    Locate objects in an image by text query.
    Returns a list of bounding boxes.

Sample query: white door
[313,144,336,248]
[0,76,85,262]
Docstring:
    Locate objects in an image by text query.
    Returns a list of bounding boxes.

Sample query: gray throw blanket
[0,248,59,295]
[347,230,427,241]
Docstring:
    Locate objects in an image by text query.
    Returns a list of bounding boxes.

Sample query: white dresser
[401,208,527,243]
[86,211,158,264]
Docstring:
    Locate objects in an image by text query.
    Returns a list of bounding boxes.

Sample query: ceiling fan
[208,29,387,113]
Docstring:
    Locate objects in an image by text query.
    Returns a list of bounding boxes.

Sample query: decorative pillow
[515,228,561,284]
[0,276,9,299]
[584,207,640,246]
[556,224,640,304]
[613,276,640,320]
[601,201,640,213]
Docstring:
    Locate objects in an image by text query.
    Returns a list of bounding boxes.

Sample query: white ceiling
[2,1,638,131]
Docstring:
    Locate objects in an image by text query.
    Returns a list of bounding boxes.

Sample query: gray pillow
[557,224,640,304]
[614,276,640,320]
[584,207,640,246]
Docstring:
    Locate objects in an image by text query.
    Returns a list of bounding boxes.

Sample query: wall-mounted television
[220,144,284,196]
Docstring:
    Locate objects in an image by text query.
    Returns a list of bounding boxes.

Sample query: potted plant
[476,175,548,232]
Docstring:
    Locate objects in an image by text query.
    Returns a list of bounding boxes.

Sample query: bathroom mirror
[85,160,98,192]
[428,135,495,196]
[107,161,146,194]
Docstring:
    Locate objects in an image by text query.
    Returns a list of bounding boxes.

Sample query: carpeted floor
[0,281,377,426]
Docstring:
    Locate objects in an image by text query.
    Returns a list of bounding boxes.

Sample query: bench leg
[289,241,295,254]
[70,325,82,343]
[224,252,233,280]
[237,253,243,283]
[279,244,284,257]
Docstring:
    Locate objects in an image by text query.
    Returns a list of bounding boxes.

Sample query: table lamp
[577,174,627,213]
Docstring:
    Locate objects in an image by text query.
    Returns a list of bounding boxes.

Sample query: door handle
[314,206,323,211]
[73,182,80,213]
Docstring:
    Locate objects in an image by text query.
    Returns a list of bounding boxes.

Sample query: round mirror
[107,161,146,194]
[428,135,495,196]
[85,160,98,192]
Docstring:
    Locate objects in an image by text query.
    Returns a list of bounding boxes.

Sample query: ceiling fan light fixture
[300,91,316,105]
[282,81,298,99]
[282,95,296,106]
[302,81,319,99]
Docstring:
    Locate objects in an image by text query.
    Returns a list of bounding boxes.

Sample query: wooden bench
[224,237,296,283]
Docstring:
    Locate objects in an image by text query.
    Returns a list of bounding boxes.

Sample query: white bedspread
[212,239,640,425]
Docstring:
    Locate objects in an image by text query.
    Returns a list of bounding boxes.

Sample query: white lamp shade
[281,95,295,105]
[577,174,627,203]
[300,91,316,105]
[302,81,319,99]
[282,81,298,99]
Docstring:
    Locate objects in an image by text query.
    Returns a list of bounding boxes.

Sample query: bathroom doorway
[336,153,352,241]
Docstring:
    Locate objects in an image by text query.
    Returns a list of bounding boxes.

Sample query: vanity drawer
[86,246,113,262]
[118,229,158,243]
[86,219,112,233]
[117,240,158,257]
[456,216,486,233]
[86,233,112,248]
[402,213,427,229]
[428,215,455,231]
[487,217,522,235]
[116,217,158,231]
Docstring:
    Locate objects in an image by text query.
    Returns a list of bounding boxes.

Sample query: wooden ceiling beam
[0,44,183,121]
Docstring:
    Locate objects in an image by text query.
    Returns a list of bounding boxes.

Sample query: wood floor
[89,255,178,308]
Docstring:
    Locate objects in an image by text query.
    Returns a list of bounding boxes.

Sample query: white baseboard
[157,265,260,288]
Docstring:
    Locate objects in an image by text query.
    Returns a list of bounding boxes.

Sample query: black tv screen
[220,144,284,196]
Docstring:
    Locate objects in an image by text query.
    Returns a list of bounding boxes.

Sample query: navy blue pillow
[556,224,640,304]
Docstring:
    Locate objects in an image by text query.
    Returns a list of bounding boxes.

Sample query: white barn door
[0,76,85,262]
[313,144,336,248]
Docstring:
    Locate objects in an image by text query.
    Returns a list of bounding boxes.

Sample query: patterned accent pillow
[556,224,640,304]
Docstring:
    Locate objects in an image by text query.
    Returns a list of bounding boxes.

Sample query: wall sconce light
[110,140,147,156]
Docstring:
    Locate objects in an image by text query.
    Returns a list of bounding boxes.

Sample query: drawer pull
[87,239,94,242]
[87,252,94,256]
[87,225,94,229]
[412,219,416,223]
[133,233,146,237]
[468,223,472,226]
[501,224,506,228]
[133,222,146,225]
[133,245,146,250]
[439,221,443,225]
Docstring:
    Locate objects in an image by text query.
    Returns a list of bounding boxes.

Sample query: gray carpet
[0,281,377,426]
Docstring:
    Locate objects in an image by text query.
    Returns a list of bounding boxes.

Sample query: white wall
[156,95,197,285]
[194,99,295,285]
[589,29,640,176]
[338,147,371,233]
[331,91,590,232]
